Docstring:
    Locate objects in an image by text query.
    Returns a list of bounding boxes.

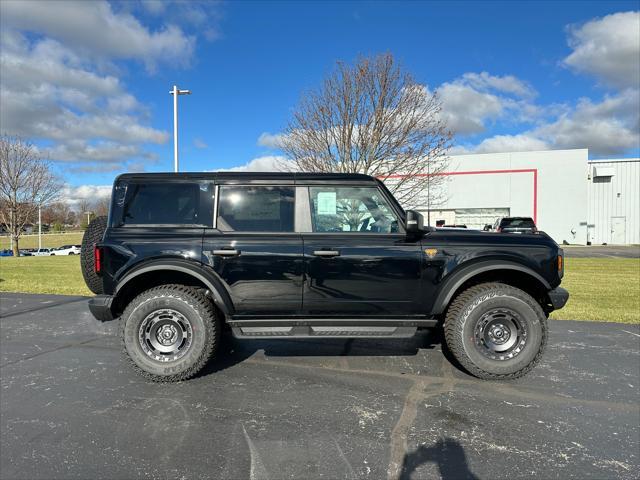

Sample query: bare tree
[42,202,71,226]
[76,198,92,228]
[0,136,61,255]
[280,53,452,211]
[93,196,111,217]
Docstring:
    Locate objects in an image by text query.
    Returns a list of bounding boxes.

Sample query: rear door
[102,179,212,293]
[299,184,423,316]
[202,182,303,317]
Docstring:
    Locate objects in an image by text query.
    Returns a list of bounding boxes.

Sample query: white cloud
[0,1,223,172]
[257,132,286,149]
[453,89,639,156]
[446,12,640,161]
[0,0,195,70]
[563,11,640,89]
[219,156,293,172]
[140,1,167,15]
[61,184,112,205]
[438,83,504,135]
[535,89,640,155]
[0,29,167,170]
[194,138,208,149]
[460,72,536,99]
[437,72,538,135]
[472,134,549,154]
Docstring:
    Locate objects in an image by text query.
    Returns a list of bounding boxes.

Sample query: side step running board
[227,318,437,339]
[231,325,418,339]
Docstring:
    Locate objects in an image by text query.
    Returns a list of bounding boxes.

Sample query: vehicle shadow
[198,327,454,378]
[400,437,479,480]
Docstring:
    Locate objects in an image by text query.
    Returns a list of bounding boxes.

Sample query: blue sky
[1,1,639,201]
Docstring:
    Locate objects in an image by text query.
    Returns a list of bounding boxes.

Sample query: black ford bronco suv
[82,172,568,382]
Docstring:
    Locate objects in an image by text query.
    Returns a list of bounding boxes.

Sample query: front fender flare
[431,260,551,314]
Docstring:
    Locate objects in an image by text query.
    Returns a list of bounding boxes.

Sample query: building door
[454,208,510,230]
[610,217,626,244]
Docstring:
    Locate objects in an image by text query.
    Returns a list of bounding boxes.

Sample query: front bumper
[88,295,115,322]
[548,287,569,310]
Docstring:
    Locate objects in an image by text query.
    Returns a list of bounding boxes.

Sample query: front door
[203,184,303,317]
[300,185,423,316]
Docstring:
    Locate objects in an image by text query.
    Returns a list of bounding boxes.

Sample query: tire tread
[119,284,219,382]
[443,282,547,380]
[80,216,108,294]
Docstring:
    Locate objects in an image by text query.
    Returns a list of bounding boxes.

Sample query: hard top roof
[115,171,379,184]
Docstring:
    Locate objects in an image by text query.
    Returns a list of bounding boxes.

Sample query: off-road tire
[80,215,108,294]
[120,285,220,382]
[444,282,547,380]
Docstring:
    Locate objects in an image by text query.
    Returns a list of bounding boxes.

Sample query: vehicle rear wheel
[80,216,107,294]
[444,282,547,380]
[120,284,220,382]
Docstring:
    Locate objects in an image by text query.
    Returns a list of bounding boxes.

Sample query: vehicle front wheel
[120,285,220,382]
[444,282,547,380]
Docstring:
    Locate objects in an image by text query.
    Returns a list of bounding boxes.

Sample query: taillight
[94,246,102,274]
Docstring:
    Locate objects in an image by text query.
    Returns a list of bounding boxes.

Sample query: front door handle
[313,250,340,257]
[213,249,240,257]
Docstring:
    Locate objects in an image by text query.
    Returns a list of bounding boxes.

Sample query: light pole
[170,85,191,173]
[38,204,42,250]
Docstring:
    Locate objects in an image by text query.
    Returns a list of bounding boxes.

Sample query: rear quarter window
[116,181,214,227]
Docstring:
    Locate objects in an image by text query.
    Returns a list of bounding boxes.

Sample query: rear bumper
[88,295,114,322]
[548,287,569,310]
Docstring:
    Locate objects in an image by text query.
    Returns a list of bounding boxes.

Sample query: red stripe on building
[380,169,538,224]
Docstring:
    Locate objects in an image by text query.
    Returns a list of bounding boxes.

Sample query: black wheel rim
[474,308,527,361]
[138,309,193,362]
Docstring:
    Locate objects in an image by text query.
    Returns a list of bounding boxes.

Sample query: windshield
[500,218,536,228]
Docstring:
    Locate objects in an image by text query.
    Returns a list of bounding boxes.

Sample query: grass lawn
[1,256,638,324]
[0,232,85,250]
[0,256,91,296]
[550,258,639,324]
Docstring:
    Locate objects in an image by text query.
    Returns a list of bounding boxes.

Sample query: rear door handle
[213,249,240,256]
[313,250,340,257]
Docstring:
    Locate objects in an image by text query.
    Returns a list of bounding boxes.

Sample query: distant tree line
[0,136,111,255]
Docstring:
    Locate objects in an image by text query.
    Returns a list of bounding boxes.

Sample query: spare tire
[81,216,108,294]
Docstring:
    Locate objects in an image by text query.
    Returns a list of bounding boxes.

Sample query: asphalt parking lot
[1,292,638,480]
[564,245,640,258]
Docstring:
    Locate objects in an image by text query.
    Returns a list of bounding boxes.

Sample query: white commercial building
[405,149,639,245]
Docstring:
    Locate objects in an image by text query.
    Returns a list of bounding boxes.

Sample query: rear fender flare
[432,261,551,314]
[114,259,234,316]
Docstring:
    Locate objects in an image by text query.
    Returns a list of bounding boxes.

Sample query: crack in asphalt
[242,357,638,413]
[0,297,88,320]
[0,337,102,368]
[386,359,458,480]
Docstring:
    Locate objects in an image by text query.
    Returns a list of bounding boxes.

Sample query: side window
[119,181,213,226]
[217,186,294,232]
[309,187,399,233]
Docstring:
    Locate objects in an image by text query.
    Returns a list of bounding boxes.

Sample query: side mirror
[405,210,424,235]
